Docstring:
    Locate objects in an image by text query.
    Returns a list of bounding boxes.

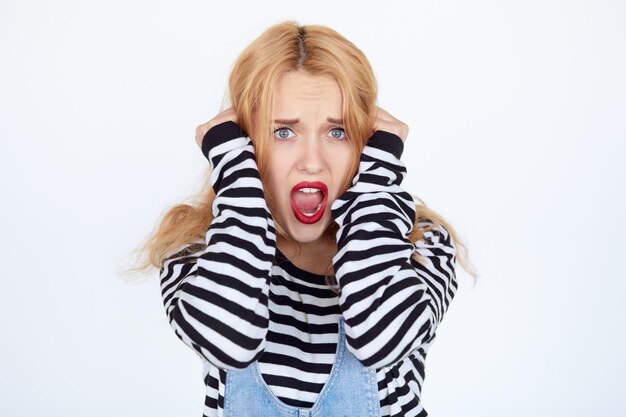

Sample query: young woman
[139,20,476,417]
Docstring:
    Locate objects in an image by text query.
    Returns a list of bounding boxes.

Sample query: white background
[1,0,625,416]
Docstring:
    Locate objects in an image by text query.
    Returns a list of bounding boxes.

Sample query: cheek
[267,151,287,182]
[335,148,355,184]
[266,152,292,201]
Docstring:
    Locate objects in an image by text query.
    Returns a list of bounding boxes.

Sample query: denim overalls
[223,317,381,417]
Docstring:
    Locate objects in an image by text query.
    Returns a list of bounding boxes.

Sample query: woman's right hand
[194,107,238,148]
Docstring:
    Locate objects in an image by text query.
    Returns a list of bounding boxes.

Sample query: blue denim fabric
[223,317,380,417]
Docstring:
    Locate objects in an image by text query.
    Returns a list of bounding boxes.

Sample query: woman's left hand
[373,106,409,143]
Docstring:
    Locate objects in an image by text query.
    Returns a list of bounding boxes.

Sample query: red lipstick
[290,181,328,224]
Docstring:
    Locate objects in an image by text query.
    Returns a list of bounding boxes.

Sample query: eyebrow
[273,117,344,125]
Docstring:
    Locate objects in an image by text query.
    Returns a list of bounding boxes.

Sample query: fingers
[195,121,214,148]
[195,107,239,148]
[195,123,209,148]
[373,106,409,143]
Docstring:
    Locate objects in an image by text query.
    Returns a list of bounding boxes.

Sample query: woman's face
[267,70,353,248]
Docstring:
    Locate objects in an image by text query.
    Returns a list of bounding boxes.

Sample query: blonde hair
[122,20,478,290]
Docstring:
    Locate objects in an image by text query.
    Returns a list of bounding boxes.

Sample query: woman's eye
[273,127,346,140]
[329,128,346,140]
[274,127,294,140]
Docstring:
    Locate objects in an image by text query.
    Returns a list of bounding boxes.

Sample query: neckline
[254,318,346,411]
[274,247,331,281]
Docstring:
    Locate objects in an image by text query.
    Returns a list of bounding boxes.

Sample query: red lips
[290,181,328,224]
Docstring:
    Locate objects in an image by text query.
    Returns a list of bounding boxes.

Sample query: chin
[285,224,327,244]
[282,213,331,244]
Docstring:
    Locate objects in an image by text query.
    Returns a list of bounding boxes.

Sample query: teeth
[298,187,321,193]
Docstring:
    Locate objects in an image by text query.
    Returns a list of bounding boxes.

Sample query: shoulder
[160,240,206,274]
[414,220,453,247]
[171,241,206,258]
[411,220,456,268]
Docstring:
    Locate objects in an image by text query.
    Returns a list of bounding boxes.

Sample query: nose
[296,135,324,175]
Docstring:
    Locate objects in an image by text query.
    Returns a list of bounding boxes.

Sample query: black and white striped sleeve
[159,121,277,370]
[331,130,458,370]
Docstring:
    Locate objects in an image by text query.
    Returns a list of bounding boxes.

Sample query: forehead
[274,71,343,115]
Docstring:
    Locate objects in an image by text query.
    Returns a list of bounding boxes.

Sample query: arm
[331,130,458,370]
[160,121,276,370]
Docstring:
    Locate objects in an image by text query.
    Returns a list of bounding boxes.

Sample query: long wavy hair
[122,20,478,290]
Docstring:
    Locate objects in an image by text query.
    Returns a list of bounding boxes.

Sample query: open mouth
[290,181,328,224]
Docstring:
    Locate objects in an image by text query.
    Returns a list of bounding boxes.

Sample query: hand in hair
[373,106,409,143]
[195,107,239,148]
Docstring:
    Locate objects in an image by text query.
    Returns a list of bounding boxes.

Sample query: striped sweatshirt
[159,121,458,417]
